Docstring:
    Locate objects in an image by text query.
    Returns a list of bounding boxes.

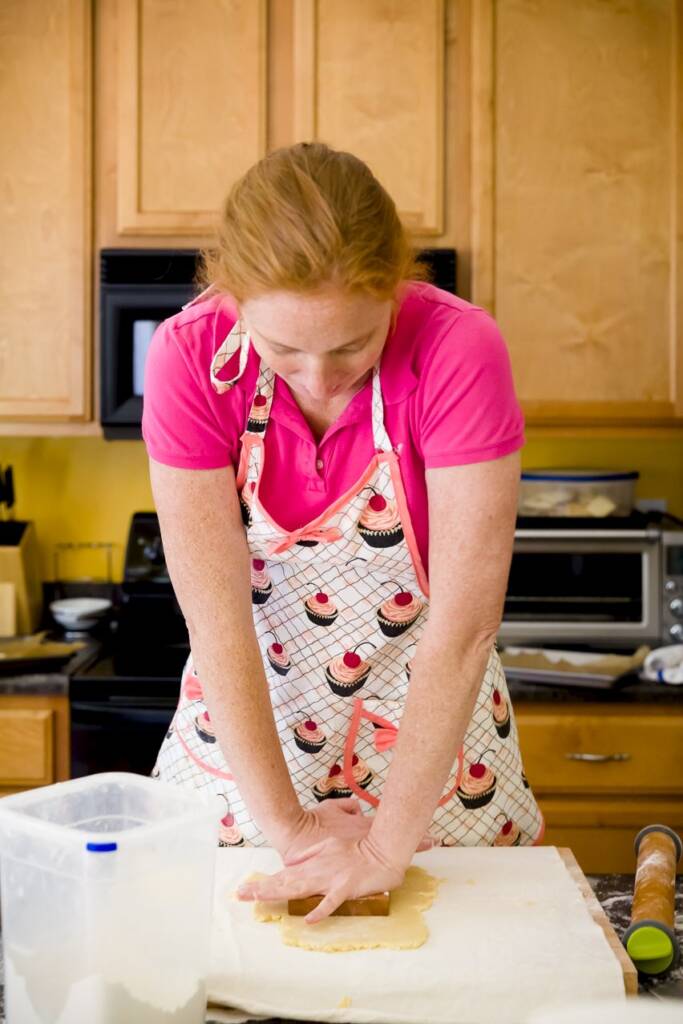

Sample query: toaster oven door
[499,530,661,647]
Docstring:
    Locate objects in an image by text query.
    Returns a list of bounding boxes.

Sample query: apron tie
[373,723,399,753]
[266,526,343,556]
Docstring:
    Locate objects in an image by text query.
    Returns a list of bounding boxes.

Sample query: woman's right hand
[280,798,371,864]
[280,799,437,866]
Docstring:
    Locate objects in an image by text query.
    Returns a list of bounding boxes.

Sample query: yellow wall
[3,432,683,582]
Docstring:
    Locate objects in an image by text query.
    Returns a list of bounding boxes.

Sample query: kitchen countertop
[0,872,680,1021]
[1,635,682,704]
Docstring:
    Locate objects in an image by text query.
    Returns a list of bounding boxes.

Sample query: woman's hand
[279,800,438,867]
[236,833,406,924]
[279,798,372,865]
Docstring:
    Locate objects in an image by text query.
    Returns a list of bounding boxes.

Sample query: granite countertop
[0,873,680,1021]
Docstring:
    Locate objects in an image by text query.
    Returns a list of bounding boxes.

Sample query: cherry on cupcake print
[303,584,339,626]
[491,687,511,738]
[247,392,268,432]
[325,641,375,696]
[218,795,245,847]
[265,631,291,676]
[377,579,423,637]
[456,747,497,808]
[492,813,521,847]
[357,487,404,549]
[312,756,372,801]
[293,718,327,753]
[251,558,273,605]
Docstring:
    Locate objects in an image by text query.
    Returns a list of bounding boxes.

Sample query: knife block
[0,521,43,635]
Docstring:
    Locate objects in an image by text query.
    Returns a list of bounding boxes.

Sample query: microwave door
[500,533,661,646]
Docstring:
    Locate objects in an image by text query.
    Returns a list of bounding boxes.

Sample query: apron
[153,310,545,851]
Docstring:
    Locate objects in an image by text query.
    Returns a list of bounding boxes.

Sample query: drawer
[0,709,54,787]
[516,711,683,794]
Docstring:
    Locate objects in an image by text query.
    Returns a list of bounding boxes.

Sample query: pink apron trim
[343,697,464,809]
[235,432,257,491]
[531,811,546,845]
[267,526,343,556]
[247,437,396,544]
[174,719,235,781]
[386,451,430,598]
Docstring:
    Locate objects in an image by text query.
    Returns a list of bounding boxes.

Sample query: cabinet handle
[565,752,631,763]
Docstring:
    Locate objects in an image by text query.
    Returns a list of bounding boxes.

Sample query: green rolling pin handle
[622,824,682,976]
[634,823,683,861]
[622,919,679,976]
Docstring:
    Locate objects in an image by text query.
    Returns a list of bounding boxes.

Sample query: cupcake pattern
[251,559,273,604]
[456,755,497,809]
[293,719,327,753]
[325,651,371,696]
[152,318,545,850]
[377,589,423,637]
[492,688,511,738]
[304,590,338,626]
[358,494,404,548]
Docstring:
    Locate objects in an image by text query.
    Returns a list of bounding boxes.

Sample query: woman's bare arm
[149,458,305,849]
[368,450,521,864]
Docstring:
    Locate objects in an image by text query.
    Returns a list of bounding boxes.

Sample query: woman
[142,142,544,924]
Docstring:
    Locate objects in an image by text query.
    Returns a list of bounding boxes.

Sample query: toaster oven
[499,515,683,650]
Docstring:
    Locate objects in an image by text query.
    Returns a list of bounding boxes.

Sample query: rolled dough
[250,866,441,952]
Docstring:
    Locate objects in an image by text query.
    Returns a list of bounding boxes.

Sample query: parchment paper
[207,847,626,1024]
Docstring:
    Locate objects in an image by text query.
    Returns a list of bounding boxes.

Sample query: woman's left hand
[235,833,406,924]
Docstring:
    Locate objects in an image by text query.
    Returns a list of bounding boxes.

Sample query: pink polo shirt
[142,281,525,574]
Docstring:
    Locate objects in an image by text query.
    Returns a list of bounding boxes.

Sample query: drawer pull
[565,752,631,763]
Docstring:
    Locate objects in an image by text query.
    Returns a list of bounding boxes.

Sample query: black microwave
[99,247,457,440]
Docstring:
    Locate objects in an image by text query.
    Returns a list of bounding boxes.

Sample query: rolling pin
[288,891,390,916]
[622,824,682,975]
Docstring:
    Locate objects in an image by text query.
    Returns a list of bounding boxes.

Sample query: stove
[69,513,190,777]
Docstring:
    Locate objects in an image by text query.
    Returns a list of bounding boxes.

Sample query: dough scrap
[249,866,441,953]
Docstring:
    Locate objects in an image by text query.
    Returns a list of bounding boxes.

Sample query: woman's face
[239,284,393,403]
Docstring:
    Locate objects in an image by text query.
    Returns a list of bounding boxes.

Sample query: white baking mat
[206,846,626,1024]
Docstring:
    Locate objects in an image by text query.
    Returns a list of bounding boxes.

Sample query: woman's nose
[300,363,339,399]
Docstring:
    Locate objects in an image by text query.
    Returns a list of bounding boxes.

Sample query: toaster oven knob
[669,623,683,641]
[669,597,683,619]
[664,579,679,594]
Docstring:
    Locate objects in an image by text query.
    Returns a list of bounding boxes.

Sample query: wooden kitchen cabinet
[471,0,683,424]
[516,703,683,873]
[108,0,446,238]
[0,0,93,426]
[0,695,70,795]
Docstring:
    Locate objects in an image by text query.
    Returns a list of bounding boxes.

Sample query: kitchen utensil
[49,596,112,631]
[0,772,219,1024]
[640,645,683,685]
[623,824,682,976]
[288,891,390,916]
[208,846,635,1024]
[519,469,639,517]
[0,631,85,675]
[0,518,42,634]
[498,645,650,690]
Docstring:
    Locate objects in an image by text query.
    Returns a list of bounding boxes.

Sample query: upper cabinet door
[116,0,268,235]
[0,0,92,421]
[293,0,445,236]
[471,0,683,425]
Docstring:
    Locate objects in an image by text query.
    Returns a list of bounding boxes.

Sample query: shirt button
[316,458,324,471]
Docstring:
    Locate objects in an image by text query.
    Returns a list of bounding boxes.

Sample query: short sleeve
[141,318,240,470]
[417,310,525,468]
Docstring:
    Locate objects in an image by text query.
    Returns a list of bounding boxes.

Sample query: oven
[499,514,683,649]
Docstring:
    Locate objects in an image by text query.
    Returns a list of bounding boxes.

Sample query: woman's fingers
[305,888,346,925]
[334,797,362,815]
[416,832,438,852]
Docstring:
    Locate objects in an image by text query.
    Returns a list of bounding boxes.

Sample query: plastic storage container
[0,772,219,1024]
[518,469,639,517]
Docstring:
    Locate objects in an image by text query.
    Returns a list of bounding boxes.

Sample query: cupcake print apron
[153,313,545,851]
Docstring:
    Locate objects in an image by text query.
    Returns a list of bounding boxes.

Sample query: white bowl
[49,597,112,630]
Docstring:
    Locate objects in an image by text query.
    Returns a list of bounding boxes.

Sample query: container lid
[521,469,639,483]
